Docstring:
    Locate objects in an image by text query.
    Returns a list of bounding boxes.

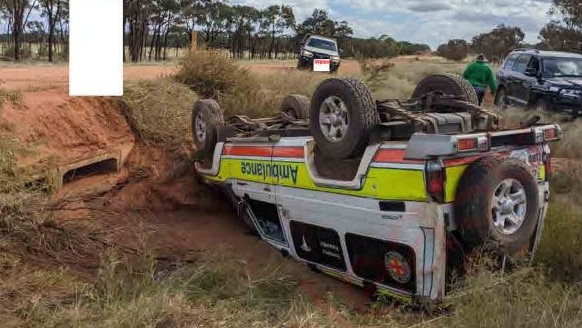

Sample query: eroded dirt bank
[0,86,372,315]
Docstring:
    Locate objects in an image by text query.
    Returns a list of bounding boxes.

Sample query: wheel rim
[319,95,349,142]
[491,178,527,235]
[194,112,206,144]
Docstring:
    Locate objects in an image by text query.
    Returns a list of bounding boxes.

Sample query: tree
[39,0,63,61]
[1,0,38,60]
[537,1,582,52]
[538,20,582,51]
[550,0,582,30]
[126,0,152,62]
[437,39,469,61]
[263,5,295,59]
[296,9,336,39]
[471,24,525,63]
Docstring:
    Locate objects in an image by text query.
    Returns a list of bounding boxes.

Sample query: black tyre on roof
[191,98,224,157]
[309,77,380,160]
[280,94,310,119]
[411,73,479,105]
[454,155,540,256]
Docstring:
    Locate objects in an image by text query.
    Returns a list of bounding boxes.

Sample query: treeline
[437,0,582,63]
[124,1,431,62]
[0,0,69,61]
[0,0,432,62]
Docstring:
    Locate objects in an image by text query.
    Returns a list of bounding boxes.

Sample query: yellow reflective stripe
[368,168,427,201]
[214,158,429,201]
[539,164,546,180]
[444,165,468,203]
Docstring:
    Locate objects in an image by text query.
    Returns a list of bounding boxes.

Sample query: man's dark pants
[473,85,486,106]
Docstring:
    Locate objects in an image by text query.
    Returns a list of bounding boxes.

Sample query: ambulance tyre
[411,73,479,105]
[192,98,224,157]
[310,77,380,160]
[280,94,310,119]
[454,155,540,256]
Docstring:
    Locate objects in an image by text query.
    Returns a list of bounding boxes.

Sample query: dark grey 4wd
[495,48,582,120]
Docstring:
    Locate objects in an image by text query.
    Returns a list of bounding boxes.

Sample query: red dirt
[1,89,135,194]
[69,143,373,312]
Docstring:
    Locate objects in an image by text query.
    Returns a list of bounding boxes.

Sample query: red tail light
[544,152,552,181]
[426,161,446,203]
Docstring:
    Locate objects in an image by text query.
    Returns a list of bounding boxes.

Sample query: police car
[191,73,562,303]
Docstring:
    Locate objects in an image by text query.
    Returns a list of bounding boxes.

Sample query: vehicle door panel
[229,144,288,246]
[511,54,532,105]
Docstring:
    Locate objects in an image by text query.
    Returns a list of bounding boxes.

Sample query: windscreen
[306,38,337,52]
[543,56,582,78]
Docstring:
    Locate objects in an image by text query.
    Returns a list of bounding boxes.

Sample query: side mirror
[524,67,538,77]
[339,49,344,55]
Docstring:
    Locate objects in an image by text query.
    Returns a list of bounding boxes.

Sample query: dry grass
[364,61,465,100]
[3,58,582,328]
[174,49,333,118]
[120,78,197,149]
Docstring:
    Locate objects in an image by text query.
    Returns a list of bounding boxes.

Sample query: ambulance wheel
[310,77,380,159]
[280,94,310,119]
[411,73,479,105]
[454,155,540,256]
[192,98,224,157]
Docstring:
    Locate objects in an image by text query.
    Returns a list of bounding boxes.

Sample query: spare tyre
[454,155,540,256]
[411,73,478,105]
[192,98,224,157]
[280,94,310,119]
[309,77,380,159]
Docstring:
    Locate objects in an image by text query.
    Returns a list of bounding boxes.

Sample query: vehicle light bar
[403,124,562,160]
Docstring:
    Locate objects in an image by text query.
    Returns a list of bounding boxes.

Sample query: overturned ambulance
[191,73,562,303]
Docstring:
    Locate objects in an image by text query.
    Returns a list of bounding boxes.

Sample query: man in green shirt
[462,54,497,106]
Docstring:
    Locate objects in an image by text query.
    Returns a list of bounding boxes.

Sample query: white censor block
[69,0,123,96]
[313,59,331,72]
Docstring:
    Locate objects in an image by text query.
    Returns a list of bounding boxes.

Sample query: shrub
[175,49,258,98]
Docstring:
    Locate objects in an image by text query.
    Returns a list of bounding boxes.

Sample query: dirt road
[0,60,362,91]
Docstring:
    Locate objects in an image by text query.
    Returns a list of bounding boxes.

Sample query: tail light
[543,152,552,181]
[426,160,446,203]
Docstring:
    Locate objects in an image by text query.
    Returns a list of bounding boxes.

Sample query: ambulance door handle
[263,187,271,192]
[236,182,247,186]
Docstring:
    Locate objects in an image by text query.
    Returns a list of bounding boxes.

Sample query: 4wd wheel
[531,98,550,112]
[280,94,310,119]
[411,73,479,105]
[494,87,509,110]
[310,77,380,159]
[454,156,540,255]
[192,99,224,157]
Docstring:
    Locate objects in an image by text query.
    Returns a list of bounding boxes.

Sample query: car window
[514,55,531,73]
[503,54,519,70]
[527,56,541,71]
[306,38,337,52]
[542,56,582,78]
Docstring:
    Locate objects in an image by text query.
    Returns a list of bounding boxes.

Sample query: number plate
[313,59,331,72]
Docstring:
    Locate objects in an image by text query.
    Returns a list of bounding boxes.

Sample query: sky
[233,0,556,50]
